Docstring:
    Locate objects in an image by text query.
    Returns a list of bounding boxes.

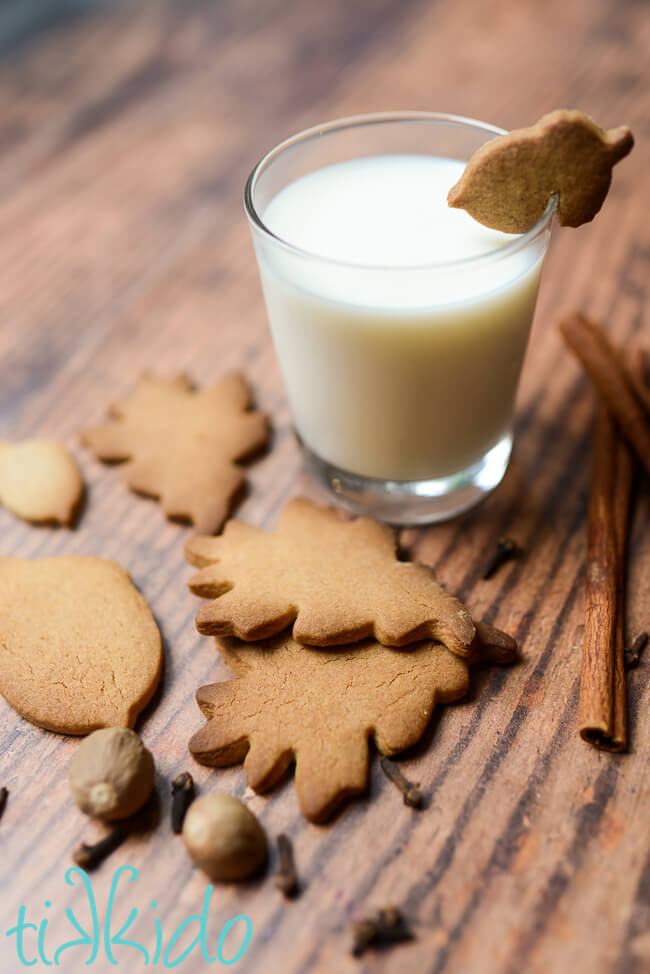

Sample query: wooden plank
[0,0,648,971]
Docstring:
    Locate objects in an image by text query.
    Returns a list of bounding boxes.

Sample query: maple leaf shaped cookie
[190,625,516,822]
[448,109,634,233]
[185,498,476,655]
[82,373,268,534]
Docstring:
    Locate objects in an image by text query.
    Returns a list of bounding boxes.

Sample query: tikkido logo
[5,866,253,968]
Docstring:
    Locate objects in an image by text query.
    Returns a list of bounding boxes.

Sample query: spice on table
[275,833,299,898]
[379,756,423,808]
[559,312,650,478]
[627,347,650,415]
[69,727,155,821]
[73,828,127,870]
[624,632,648,669]
[182,793,267,882]
[350,906,413,957]
[171,772,195,834]
[578,405,634,752]
[481,537,519,579]
[0,786,8,822]
[72,791,159,871]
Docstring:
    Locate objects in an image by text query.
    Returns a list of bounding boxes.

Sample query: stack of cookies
[185,498,516,822]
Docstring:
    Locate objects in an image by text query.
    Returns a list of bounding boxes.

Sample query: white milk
[258,155,544,481]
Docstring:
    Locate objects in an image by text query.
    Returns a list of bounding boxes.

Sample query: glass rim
[244,110,557,272]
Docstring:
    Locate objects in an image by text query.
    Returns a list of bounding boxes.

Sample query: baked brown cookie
[189,626,516,823]
[448,109,634,233]
[82,372,268,534]
[186,497,475,655]
[0,556,162,734]
[0,439,83,525]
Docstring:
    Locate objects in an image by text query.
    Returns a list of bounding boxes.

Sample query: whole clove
[351,906,413,957]
[0,787,8,822]
[275,833,299,898]
[171,772,195,833]
[379,756,422,808]
[482,537,519,579]
[624,632,648,669]
[73,827,127,871]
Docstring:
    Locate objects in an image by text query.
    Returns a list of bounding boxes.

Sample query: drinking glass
[245,112,555,524]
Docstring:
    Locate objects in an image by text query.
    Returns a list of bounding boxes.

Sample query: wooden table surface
[0,0,648,971]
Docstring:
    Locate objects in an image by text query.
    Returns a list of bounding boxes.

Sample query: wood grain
[0,0,648,972]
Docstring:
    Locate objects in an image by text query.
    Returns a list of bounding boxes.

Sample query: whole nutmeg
[69,727,154,821]
[182,793,267,882]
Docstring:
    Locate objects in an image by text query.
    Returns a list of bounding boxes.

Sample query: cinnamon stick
[627,346,650,416]
[559,312,650,479]
[610,412,634,748]
[578,405,633,751]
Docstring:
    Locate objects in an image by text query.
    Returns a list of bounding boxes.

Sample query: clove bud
[275,833,299,898]
[171,772,195,833]
[379,756,423,808]
[482,537,519,579]
[73,828,127,871]
[624,632,648,668]
[351,906,413,956]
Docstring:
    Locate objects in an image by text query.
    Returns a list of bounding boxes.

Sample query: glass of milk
[245,112,555,524]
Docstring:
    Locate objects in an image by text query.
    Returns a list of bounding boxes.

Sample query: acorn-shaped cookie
[448,109,634,233]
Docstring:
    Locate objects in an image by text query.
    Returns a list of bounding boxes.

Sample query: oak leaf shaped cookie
[186,497,475,655]
[190,625,515,822]
[0,556,162,734]
[0,439,83,525]
[82,373,268,534]
[448,109,634,233]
